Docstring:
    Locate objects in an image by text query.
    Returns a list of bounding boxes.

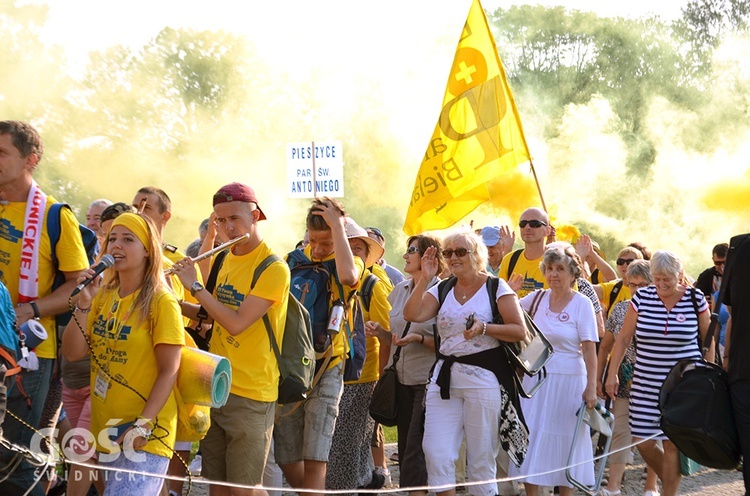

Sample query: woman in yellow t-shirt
[62,212,184,495]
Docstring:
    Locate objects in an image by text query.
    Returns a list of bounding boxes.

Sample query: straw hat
[344,217,384,268]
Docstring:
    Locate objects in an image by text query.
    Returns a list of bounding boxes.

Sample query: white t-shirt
[426,277,515,389]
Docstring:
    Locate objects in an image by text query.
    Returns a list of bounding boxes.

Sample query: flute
[164,233,249,276]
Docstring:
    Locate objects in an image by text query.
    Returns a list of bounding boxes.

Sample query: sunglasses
[714,260,726,267]
[442,248,472,258]
[617,258,635,266]
[519,220,547,229]
[366,227,385,241]
[404,246,420,255]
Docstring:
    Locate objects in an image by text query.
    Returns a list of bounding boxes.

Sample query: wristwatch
[190,281,205,297]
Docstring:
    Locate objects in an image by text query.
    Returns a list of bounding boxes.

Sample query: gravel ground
[183,443,745,496]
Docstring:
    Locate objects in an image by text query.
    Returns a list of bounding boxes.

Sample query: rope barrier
[9,431,663,494]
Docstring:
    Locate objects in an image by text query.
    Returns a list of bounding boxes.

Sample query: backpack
[340,285,367,382]
[287,249,366,382]
[251,255,316,405]
[359,273,378,313]
[48,203,100,329]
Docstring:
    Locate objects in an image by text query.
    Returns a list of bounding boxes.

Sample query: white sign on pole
[286,140,344,198]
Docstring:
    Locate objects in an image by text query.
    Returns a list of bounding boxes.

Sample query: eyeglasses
[519,220,547,229]
[714,260,726,267]
[442,248,472,258]
[617,258,635,266]
[404,246,420,255]
[627,281,650,290]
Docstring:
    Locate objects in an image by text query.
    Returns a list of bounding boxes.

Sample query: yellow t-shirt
[209,241,290,401]
[163,244,204,305]
[498,249,548,298]
[87,286,185,458]
[346,268,392,385]
[163,244,186,265]
[370,263,394,294]
[301,245,365,371]
[599,280,631,318]
[0,197,89,359]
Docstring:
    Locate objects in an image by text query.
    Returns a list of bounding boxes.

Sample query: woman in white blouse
[510,242,599,496]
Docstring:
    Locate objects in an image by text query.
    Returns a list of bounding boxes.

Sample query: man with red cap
[173,182,289,496]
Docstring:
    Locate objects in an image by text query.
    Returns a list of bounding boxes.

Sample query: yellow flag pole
[529,159,548,213]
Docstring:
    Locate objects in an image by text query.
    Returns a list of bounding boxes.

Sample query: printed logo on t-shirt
[216,282,246,308]
[520,276,544,295]
[0,218,22,243]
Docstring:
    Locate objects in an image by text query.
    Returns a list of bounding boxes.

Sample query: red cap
[212,182,267,220]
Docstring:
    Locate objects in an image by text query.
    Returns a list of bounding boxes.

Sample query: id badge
[93,371,109,402]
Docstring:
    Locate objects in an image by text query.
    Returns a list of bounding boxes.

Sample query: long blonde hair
[99,213,167,323]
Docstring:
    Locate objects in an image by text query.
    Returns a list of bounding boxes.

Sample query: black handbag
[658,248,741,470]
[369,323,411,426]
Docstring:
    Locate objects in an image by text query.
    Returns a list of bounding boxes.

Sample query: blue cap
[481,226,501,247]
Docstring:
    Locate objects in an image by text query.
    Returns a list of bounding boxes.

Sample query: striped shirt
[628,285,708,438]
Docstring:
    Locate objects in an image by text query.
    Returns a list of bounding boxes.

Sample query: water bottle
[327,299,345,335]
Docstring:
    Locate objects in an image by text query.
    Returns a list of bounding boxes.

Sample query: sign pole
[311,141,318,198]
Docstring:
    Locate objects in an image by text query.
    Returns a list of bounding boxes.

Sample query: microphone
[71,255,115,297]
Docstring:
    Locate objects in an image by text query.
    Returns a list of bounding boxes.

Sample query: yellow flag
[403,0,532,235]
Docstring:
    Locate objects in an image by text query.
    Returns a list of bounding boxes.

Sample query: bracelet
[29,301,41,320]
[420,334,425,344]
[135,416,155,430]
[74,304,91,314]
[481,322,487,336]
[134,424,152,439]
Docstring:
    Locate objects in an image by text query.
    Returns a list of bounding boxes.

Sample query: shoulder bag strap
[529,289,545,319]
[391,322,412,365]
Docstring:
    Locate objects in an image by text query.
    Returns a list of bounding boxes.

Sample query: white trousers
[423,382,502,496]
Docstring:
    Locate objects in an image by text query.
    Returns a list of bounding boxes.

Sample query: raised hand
[311,200,345,229]
[576,234,592,260]
[499,225,516,255]
[421,246,439,280]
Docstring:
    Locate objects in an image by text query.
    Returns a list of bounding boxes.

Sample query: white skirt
[509,372,594,488]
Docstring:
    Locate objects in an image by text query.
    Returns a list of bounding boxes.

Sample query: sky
[17,0,744,275]
[30,0,690,78]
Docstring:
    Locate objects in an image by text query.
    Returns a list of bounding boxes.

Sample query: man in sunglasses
[498,207,552,298]
[695,242,728,307]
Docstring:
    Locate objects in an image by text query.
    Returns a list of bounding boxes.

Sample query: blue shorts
[99,450,170,495]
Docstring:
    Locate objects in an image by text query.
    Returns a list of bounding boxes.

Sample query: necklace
[455,278,482,301]
[546,291,573,322]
